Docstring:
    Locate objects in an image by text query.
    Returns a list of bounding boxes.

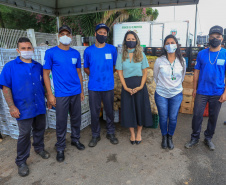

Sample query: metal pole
[162,23,165,47]
[174,6,175,21]
[186,21,190,47]
[57,17,60,32]
[194,4,198,46]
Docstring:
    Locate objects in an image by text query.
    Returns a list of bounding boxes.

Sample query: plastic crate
[144,114,159,129]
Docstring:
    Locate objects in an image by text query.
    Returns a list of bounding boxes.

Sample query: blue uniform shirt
[43,46,81,97]
[195,48,226,96]
[84,44,117,91]
[0,56,46,120]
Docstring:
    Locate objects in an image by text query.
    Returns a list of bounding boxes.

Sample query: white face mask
[20,51,34,60]
[59,35,72,45]
[165,44,177,53]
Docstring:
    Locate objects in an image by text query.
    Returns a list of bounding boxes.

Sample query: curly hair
[122,31,143,63]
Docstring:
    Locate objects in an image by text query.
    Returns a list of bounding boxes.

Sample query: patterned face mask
[165,44,177,53]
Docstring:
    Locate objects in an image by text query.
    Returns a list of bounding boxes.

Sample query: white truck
[113,20,190,47]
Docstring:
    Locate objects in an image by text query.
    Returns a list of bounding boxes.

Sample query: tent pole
[194,3,198,46]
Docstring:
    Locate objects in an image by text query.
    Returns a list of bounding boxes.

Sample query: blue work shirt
[43,46,81,97]
[84,44,117,91]
[0,56,46,120]
[195,48,226,96]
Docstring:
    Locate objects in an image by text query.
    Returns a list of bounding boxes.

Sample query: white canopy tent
[0,0,199,45]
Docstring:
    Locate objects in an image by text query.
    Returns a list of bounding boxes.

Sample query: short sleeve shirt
[195,48,226,96]
[0,57,46,120]
[115,52,149,78]
[84,44,117,91]
[43,46,81,97]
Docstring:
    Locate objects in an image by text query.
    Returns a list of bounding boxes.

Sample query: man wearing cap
[84,23,118,147]
[185,25,226,151]
[0,37,51,177]
[43,25,85,162]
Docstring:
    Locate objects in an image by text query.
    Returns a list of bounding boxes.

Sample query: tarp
[0,0,199,16]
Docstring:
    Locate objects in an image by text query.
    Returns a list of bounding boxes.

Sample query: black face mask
[209,38,221,48]
[125,41,137,48]
[96,33,107,44]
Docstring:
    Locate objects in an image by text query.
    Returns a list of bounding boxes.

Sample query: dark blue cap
[209,25,223,35]
[95,23,109,32]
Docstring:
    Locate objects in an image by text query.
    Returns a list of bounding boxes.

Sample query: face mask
[209,38,221,48]
[59,35,72,45]
[165,44,177,53]
[126,41,137,48]
[20,51,34,60]
[96,33,107,44]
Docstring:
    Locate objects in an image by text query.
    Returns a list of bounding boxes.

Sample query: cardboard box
[183,88,193,96]
[181,107,193,114]
[183,95,193,101]
[184,73,194,83]
[183,81,194,89]
[182,100,192,108]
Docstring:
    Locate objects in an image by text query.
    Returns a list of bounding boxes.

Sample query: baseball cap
[95,23,109,32]
[59,25,72,34]
[209,25,223,35]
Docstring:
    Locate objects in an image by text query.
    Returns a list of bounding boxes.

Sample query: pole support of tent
[194,3,198,46]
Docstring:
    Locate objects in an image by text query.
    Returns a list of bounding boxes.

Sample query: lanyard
[169,60,176,80]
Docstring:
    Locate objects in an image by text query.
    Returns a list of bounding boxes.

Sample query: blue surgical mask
[165,44,177,53]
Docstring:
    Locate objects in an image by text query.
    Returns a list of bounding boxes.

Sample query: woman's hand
[132,86,143,94]
[125,87,133,95]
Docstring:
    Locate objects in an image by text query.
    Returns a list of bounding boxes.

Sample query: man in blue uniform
[0,37,50,177]
[84,24,118,147]
[185,26,226,151]
[43,25,85,162]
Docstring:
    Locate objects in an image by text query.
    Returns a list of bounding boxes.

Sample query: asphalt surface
[0,104,226,185]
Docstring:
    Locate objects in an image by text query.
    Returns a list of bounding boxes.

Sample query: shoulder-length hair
[161,34,184,67]
[122,31,143,63]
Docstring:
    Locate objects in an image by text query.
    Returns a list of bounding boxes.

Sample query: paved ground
[0,104,226,185]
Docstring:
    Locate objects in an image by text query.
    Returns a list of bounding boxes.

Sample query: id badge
[72,58,77,64]
[105,54,112,60]
[217,59,225,66]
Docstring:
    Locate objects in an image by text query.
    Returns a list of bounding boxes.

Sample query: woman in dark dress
[115,31,153,145]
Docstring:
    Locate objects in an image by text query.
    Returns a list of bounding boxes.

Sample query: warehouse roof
[0,0,199,16]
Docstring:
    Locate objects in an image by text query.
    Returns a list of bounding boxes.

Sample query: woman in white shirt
[154,35,186,150]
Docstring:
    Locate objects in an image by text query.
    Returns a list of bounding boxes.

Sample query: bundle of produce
[146,56,158,69]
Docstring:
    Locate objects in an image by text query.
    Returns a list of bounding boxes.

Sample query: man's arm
[2,86,20,118]
[43,69,56,107]
[77,68,84,101]
[193,69,200,98]
[84,68,90,76]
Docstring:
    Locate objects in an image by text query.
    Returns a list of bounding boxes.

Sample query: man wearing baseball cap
[185,25,226,151]
[43,25,85,162]
[84,23,118,147]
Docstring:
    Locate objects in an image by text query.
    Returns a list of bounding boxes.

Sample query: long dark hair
[122,31,143,63]
[161,34,184,67]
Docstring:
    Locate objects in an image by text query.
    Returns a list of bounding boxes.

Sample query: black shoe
[130,140,135,145]
[204,139,215,151]
[135,140,142,145]
[56,150,65,162]
[71,141,85,150]
[88,136,101,147]
[161,135,167,149]
[184,139,199,149]
[106,134,119,145]
[36,149,50,159]
[167,134,174,150]
[18,163,29,177]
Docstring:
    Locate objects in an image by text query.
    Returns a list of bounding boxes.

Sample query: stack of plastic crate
[0,90,10,136]
[103,109,120,123]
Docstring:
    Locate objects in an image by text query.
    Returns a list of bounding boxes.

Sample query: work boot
[88,136,101,147]
[204,139,215,151]
[36,149,50,159]
[161,135,167,149]
[106,134,119,145]
[167,134,174,150]
[184,139,199,149]
[56,150,65,162]
[18,163,29,177]
[71,140,85,150]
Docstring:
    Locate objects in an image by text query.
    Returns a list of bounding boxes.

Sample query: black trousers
[16,114,46,166]
[191,94,222,140]
[88,90,115,137]
[55,95,81,151]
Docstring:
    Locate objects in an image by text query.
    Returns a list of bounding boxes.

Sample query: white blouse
[154,56,186,98]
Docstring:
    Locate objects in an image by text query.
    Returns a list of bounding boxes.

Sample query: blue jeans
[155,92,183,136]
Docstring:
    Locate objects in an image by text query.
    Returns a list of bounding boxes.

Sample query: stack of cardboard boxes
[180,72,194,114]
